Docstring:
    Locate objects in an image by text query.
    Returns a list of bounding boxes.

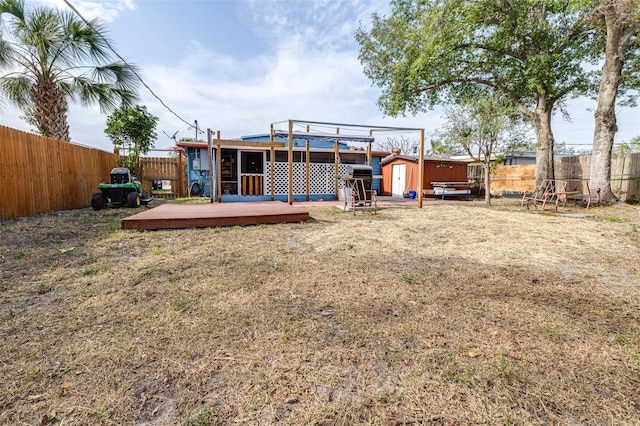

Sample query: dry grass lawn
[1,199,640,425]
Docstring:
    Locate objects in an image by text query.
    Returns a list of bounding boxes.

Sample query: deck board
[121,202,310,230]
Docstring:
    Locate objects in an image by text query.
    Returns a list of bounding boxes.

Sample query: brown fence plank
[491,164,536,193]
[0,126,118,220]
[138,156,187,198]
[490,154,640,200]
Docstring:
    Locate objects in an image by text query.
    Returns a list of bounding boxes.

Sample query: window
[309,152,334,163]
[268,151,305,162]
[339,153,366,164]
[221,149,237,194]
[221,149,237,181]
[241,151,264,174]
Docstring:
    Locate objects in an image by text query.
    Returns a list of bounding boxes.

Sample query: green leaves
[105,105,158,179]
[357,0,598,113]
[439,92,529,162]
[0,0,139,140]
[357,0,603,187]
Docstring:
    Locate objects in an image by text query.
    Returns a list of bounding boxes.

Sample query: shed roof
[177,141,209,149]
[379,154,468,166]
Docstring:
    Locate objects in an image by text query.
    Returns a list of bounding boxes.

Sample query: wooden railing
[241,174,264,196]
[140,156,187,199]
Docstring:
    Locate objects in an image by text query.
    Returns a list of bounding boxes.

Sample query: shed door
[392,163,406,197]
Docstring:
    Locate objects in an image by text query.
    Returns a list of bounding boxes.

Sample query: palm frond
[0,36,15,67]
[0,74,32,107]
[21,7,62,75]
[91,61,139,91]
[1,0,140,128]
[57,79,72,96]
[0,0,25,22]
[70,75,137,113]
[58,11,110,65]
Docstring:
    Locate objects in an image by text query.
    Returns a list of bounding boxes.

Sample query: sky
[0,0,638,154]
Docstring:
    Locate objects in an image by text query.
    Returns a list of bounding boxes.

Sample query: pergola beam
[212,139,285,148]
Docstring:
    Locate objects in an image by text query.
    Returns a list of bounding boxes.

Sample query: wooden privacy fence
[139,156,187,199]
[488,153,640,200]
[0,126,117,221]
[1,126,188,220]
[609,153,640,200]
[490,164,536,193]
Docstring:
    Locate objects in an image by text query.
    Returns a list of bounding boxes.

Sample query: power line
[62,0,203,134]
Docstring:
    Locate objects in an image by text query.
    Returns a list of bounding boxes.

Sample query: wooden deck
[121,202,310,230]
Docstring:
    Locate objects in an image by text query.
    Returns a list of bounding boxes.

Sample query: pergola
[206,119,426,207]
[275,119,426,208]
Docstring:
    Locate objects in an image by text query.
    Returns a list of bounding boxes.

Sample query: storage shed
[379,155,469,197]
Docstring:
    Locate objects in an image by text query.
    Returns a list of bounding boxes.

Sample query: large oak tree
[356,0,599,190]
[589,0,640,201]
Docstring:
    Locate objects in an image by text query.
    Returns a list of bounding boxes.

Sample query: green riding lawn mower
[91,167,154,210]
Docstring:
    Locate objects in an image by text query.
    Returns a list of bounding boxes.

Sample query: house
[178,132,389,202]
[502,151,537,165]
[379,154,469,197]
[450,151,538,166]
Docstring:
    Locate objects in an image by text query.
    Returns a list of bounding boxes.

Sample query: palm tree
[0,0,138,141]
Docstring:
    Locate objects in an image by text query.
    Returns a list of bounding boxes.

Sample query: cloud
[245,0,385,51]
[36,0,135,22]
[1,0,438,151]
[132,28,389,143]
[0,0,435,152]
[8,0,632,156]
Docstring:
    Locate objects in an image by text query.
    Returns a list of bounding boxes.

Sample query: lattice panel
[266,163,349,195]
[336,164,349,194]
[266,162,289,195]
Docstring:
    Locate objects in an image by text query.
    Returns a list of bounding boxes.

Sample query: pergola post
[288,120,293,205]
[207,129,213,203]
[270,124,275,201]
[418,129,425,208]
[334,140,339,200]
[306,140,310,201]
[216,130,222,203]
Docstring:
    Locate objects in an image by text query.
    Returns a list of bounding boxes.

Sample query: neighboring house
[450,151,539,166]
[379,154,468,197]
[449,153,496,165]
[502,151,537,165]
[178,132,389,202]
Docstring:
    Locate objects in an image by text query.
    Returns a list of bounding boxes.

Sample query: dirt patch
[1,200,640,424]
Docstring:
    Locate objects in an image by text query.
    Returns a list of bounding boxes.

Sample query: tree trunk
[31,78,71,142]
[590,3,636,202]
[483,160,491,205]
[532,101,555,192]
[590,77,619,202]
